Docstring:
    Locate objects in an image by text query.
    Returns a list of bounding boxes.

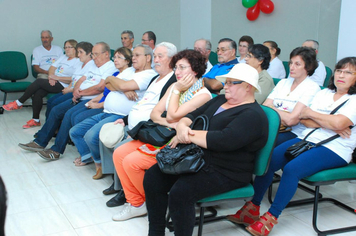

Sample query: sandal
[246,212,278,236]
[227,201,260,225]
[73,157,89,166]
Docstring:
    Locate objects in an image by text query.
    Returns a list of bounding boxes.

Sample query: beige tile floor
[1,106,356,236]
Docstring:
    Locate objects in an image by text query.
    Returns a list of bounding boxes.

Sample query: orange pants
[113,140,158,207]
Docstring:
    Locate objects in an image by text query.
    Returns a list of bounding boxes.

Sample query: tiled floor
[1,106,356,236]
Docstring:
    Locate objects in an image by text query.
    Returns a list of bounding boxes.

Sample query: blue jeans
[70,113,123,163]
[252,138,347,218]
[45,92,73,120]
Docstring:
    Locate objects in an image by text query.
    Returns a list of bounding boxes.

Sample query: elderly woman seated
[143,63,269,236]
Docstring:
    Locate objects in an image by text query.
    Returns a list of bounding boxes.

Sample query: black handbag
[285,99,351,160]
[127,120,176,147]
[156,114,209,175]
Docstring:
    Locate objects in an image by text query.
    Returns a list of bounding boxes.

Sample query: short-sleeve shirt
[32,45,63,71]
[268,77,320,136]
[203,58,238,81]
[80,60,117,100]
[51,55,82,87]
[301,89,356,162]
[71,60,96,88]
[267,57,286,79]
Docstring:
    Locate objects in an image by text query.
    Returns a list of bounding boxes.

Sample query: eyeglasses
[216,47,231,53]
[112,56,126,60]
[335,69,356,76]
[225,80,244,86]
[174,65,191,71]
[91,52,105,58]
[64,46,74,49]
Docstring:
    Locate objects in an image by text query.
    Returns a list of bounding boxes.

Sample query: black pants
[143,164,246,236]
[18,79,63,119]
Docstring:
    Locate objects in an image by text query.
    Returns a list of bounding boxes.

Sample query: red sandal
[246,212,278,236]
[227,201,260,225]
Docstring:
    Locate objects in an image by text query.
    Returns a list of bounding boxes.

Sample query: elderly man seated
[100,42,178,207]
[203,38,238,94]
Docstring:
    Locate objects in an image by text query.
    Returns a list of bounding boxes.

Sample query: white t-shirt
[205,61,213,75]
[267,57,286,79]
[32,45,63,71]
[51,55,82,87]
[268,77,320,137]
[128,71,174,129]
[80,60,117,100]
[71,60,96,88]
[300,89,356,162]
[310,60,327,87]
[237,56,246,64]
[103,67,137,115]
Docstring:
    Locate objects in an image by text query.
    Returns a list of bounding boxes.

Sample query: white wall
[337,0,356,61]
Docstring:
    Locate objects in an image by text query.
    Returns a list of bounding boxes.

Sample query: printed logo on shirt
[46,57,56,65]
[56,66,64,74]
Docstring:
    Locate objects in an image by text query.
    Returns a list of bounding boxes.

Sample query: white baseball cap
[216,63,261,93]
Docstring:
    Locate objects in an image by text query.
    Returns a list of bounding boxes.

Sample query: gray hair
[41,30,52,37]
[135,44,153,62]
[122,30,134,39]
[195,38,212,51]
[96,42,110,53]
[155,42,177,57]
[305,39,319,50]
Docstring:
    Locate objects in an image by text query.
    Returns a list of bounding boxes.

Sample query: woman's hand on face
[335,127,352,139]
[175,74,195,92]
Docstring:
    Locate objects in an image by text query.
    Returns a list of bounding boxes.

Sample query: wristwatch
[173,89,180,95]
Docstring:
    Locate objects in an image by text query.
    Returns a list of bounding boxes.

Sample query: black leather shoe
[106,190,126,207]
[103,182,120,195]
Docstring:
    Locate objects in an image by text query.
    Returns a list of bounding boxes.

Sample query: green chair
[282,61,289,78]
[324,66,333,87]
[0,51,31,114]
[110,49,115,61]
[193,105,280,236]
[273,78,281,86]
[209,51,218,66]
[268,160,356,235]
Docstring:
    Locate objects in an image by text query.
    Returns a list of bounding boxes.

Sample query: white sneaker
[112,202,147,221]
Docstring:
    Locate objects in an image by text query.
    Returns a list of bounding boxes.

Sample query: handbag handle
[190,114,209,131]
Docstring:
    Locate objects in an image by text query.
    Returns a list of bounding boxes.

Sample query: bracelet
[173,89,181,95]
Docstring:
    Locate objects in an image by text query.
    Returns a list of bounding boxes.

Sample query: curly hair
[328,57,356,94]
[169,49,206,78]
[114,47,133,67]
[248,44,271,70]
[289,47,318,76]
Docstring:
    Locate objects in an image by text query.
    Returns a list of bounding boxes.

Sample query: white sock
[33,119,40,122]
[16,100,23,106]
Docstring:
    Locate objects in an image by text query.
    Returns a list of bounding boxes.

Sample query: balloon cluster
[242,0,274,21]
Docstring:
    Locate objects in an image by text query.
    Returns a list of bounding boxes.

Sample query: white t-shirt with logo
[51,55,82,87]
[268,77,320,137]
[128,71,173,129]
[80,60,117,100]
[300,89,356,162]
[32,45,63,71]
[71,60,96,88]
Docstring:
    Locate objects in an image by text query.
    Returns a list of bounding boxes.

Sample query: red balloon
[260,0,274,14]
[246,2,260,21]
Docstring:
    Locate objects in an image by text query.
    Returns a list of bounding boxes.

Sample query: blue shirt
[203,58,238,82]
[99,71,120,103]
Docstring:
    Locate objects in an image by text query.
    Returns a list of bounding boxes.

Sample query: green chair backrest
[254,105,280,176]
[283,61,289,78]
[273,78,281,86]
[209,51,218,66]
[324,66,333,87]
[0,51,28,81]
[110,49,115,61]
